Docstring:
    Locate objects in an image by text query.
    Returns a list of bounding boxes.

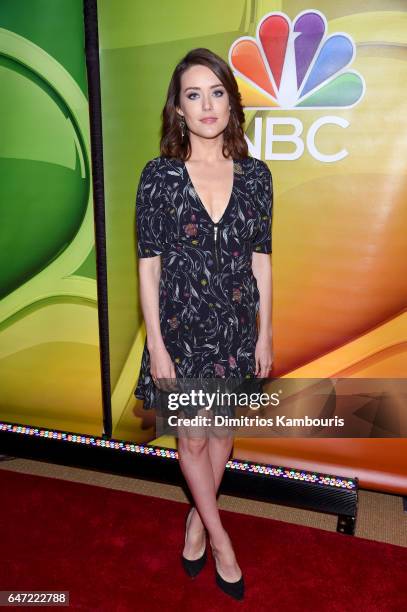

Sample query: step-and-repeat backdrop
[97,0,407,442]
[0,0,103,435]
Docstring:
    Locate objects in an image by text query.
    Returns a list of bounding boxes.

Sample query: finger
[170,365,177,391]
[154,377,162,391]
[167,373,176,393]
[162,376,171,393]
[154,373,168,393]
[165,374,174,392]
[262,364,271,379]
[255,356,260,376]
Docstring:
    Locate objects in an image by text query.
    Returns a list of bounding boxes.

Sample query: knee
[178,436,208,456]
[211,429,234,442]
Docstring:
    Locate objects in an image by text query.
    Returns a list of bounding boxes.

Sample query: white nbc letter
[265,117,304,161]
[245,117,263,159]
[307,116,349,162]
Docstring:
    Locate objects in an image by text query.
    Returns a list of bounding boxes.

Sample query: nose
[202,92,213,110]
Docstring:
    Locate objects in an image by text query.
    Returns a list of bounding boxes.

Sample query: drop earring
[179,115,186,139]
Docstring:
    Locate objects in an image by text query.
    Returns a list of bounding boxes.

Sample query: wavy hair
[160,48,248,161]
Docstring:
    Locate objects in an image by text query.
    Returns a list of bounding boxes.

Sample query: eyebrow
[183,84,225,92]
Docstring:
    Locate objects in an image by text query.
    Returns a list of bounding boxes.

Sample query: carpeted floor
[1,457,407,611]
[1,456,406,547]
[1,464,406,611]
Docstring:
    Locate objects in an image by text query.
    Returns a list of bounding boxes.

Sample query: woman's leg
[187,432,233,529]
[178,417,242,581]
[184,432,233,527]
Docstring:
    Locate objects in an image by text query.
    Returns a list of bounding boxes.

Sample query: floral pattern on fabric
[134,155,273,412]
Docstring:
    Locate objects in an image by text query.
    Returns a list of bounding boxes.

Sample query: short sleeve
[136,159,166,258]
[252,160,273,254]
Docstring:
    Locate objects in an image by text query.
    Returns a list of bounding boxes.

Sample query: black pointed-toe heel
[215,567,244,600]
[181,547,207,578]
[210,538,245,600]
[181,507,206,578]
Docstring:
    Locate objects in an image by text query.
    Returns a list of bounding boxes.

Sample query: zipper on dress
[213,224,219,271]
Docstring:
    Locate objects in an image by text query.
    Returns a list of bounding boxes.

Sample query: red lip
[200,117,217,123]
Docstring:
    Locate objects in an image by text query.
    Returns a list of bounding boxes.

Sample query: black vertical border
[83,0,112,437]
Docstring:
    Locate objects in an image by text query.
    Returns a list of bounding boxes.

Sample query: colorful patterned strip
[0,421,357,490]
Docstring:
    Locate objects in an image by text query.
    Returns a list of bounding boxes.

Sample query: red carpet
[1,468,406,611]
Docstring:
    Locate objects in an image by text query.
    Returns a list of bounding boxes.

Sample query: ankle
[209,527,229,552]
[189,507,205,532]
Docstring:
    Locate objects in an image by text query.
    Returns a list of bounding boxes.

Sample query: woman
[134,48,273,600]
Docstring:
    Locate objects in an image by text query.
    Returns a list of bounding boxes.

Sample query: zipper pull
[213,224,219,271]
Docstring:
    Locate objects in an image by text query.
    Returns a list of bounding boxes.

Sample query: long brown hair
[160,48,248,161]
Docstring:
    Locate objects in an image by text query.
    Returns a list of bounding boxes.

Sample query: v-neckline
[183,158,235,225]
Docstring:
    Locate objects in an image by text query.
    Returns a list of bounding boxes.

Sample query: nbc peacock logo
[228,10,366,162]
[229,10,365,110]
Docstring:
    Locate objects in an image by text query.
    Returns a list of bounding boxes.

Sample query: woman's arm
[252,252,273,378]
[136,160,176,389]
[251,159,274,378]
[138,256,164,351]
[138,256,176,390]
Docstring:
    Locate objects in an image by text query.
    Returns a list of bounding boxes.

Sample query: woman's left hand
[254,332,274,378]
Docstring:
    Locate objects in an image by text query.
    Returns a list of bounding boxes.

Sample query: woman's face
[176,64,231,141]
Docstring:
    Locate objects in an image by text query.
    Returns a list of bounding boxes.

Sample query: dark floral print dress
[134,155,273,416]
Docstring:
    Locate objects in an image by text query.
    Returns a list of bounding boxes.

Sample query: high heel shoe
[181,507,207,578]
[215,567,244,600]
[211,539,245,600]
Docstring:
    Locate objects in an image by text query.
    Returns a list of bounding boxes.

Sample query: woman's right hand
[148,342,178,393]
